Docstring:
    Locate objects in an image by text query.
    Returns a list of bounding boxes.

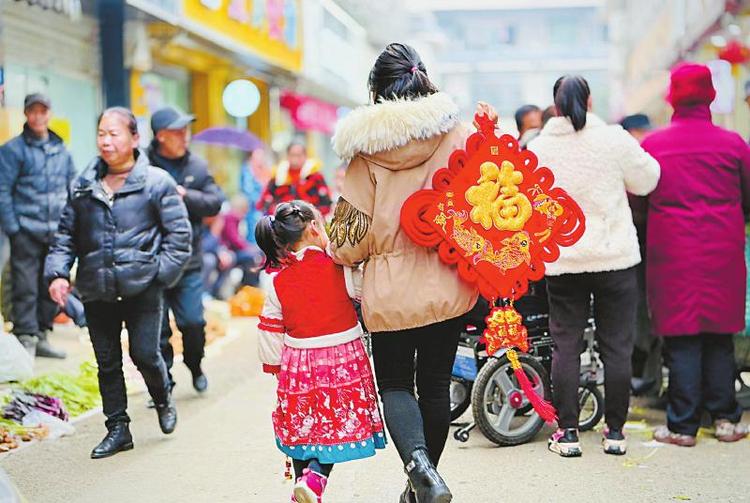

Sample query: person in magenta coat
[641,63,750,446]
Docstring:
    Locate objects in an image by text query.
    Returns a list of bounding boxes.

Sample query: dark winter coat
[148,145,224,271]
[44,150,192,303]
[0,125,76,242]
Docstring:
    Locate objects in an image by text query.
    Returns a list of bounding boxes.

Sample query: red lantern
[400,113,586,422]
[718,40,750,65]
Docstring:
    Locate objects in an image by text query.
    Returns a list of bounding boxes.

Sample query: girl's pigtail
[255,215,284,269]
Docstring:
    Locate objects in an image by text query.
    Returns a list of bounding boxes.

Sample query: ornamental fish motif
[447,210,531,272]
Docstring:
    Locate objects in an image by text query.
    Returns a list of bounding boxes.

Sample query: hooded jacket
[329,92,479,332]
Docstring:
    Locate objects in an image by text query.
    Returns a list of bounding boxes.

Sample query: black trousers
[664,334,743,436]
[9,231,57,336]
[85,284,171,429]
[292,459,333,479]
[372,316,462,466]
[632,259,662,391]
[547,267,638,430]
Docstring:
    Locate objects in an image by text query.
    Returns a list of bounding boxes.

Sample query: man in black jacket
[148,107,225,393]
[0,94,75,358]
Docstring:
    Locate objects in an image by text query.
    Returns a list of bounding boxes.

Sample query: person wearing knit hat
[666,63,716,107]
[642,62,750,447]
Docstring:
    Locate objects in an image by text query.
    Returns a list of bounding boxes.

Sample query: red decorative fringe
[507,349,557,424]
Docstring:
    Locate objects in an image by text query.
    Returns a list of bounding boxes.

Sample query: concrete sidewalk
[2,318,749,502]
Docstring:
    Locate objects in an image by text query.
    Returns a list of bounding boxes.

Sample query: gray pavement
[2,319,749,503]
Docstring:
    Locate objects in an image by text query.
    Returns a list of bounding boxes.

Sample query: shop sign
[183,0,302,73]
[13,0,82,20]
[280,91,338,135]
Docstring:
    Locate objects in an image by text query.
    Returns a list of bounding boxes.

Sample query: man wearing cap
[148,106,224,394]
[0,93,75,358]
[621,113,652,143]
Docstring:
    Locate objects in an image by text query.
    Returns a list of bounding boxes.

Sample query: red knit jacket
[257,247,360,373]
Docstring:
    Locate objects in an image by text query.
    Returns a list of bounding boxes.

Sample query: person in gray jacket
[0,93,75,358]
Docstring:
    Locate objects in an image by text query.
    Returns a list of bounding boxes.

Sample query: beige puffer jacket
[330,92,479,333]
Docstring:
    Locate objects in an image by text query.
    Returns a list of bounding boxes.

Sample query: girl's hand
[474,102,499,129]
[49,278,71,307]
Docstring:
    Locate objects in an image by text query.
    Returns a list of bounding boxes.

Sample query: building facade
[412,0,611,132]
[607,0,750,138]
[0,0,100,169]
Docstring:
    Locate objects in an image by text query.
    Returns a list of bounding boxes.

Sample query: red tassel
[507,349,557,423]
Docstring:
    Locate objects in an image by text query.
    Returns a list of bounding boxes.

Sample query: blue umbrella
[193,127,265,152]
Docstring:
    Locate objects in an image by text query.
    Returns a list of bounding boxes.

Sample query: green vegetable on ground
[11,361,100,418]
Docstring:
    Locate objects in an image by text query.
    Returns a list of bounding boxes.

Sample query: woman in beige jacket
[330,43,494,503]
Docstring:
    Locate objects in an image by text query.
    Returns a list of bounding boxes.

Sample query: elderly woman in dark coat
[45,107,192,459]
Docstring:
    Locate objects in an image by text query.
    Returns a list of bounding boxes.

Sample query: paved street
[2,319,749,503]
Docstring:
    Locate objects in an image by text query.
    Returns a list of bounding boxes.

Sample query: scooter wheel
[471,353,550,446]
[578,383,604,432]
[454,430,470,443]
[450,378,472,421]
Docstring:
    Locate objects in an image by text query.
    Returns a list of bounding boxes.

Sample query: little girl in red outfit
[255,200,385,503]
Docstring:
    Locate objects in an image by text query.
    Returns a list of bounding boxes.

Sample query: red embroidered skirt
[273,338,386,463]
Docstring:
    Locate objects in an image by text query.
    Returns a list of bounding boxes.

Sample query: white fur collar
[332,92,459,160]
[541,113,606,136]
[274,159,317,186]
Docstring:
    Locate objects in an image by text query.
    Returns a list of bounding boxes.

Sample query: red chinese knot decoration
[401,115,585,301]
[400,114,586,422]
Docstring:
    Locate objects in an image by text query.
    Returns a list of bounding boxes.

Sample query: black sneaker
[603,427,627,455]
[548,428,582,457]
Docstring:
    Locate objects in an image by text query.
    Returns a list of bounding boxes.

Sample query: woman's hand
[49,278,71,307]
[474,101,499,129]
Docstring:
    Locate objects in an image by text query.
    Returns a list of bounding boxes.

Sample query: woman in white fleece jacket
[528,75,660,459]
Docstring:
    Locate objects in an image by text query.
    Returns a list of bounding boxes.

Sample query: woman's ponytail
[553,75,590,132]
[368,43,438,102]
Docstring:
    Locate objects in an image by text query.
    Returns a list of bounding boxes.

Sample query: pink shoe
[715,420,749,443]
[293,468,327,503]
